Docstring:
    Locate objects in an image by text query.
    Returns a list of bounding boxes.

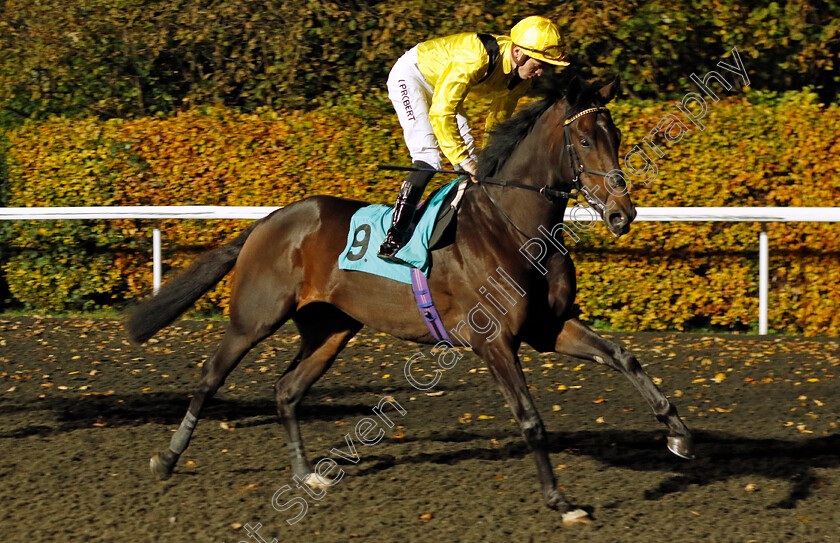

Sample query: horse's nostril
[608,213,627,229]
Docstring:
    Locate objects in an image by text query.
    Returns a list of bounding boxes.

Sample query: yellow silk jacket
[416,32,531,166]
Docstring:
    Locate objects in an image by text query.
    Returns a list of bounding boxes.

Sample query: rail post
[758,231,768,335]
[153,228,162,295]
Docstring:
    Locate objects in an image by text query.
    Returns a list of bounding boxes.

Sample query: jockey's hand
[460,159,478,183]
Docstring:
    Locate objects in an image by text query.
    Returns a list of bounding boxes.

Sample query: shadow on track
[330,427,840,511]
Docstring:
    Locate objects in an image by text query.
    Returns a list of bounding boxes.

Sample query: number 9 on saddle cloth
[337,176,464,284]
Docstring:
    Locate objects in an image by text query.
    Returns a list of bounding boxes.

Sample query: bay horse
[126,76,693,524]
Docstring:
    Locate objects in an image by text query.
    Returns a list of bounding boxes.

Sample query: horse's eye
[579,138,590,147]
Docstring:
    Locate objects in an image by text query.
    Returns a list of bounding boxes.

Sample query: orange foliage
[4,93,840,334]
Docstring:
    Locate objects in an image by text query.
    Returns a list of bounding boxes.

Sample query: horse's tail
[125,220,262,344]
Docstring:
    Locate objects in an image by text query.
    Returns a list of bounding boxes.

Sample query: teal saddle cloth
[338,179,460,284]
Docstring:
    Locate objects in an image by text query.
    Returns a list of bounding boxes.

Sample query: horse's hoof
[150,453,173,480]
[302,472,332,490]
[562,509,592,526]
[667,435,695,459]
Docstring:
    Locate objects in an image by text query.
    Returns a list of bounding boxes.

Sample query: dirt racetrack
[1,316,839,542]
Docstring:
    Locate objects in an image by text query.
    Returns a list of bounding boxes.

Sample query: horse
[126,75,693,524]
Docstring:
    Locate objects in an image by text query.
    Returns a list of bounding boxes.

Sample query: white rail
[0,206,281,220]
[2,205,839,335]
[2,206,840,221]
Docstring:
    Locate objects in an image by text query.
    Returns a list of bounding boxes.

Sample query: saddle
[337,178,467,343]
[415,179,462,250]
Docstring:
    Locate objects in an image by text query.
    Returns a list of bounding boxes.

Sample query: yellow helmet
[510,16,569,66]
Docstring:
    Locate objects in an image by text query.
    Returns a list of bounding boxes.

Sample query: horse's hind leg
[149,329,254,478]
[150,276,295,479]
[274,305,362,484]
[150,321,283,479]
[554,318,693,459]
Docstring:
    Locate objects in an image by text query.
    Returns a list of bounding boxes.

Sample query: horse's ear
[565,76,582,106]
[598,75,621,104]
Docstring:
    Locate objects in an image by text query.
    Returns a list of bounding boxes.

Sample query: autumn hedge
[3,91,839,335]
[1,0,838,124]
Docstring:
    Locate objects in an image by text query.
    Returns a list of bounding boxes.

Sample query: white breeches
[386,46,476,170]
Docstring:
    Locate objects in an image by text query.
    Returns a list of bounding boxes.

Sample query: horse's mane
[476,73,602,178]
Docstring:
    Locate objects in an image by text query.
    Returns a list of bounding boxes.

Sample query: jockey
[378,15,570,262]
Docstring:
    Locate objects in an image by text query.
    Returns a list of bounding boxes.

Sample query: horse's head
[546,76,636,237]
[477,75,636,238]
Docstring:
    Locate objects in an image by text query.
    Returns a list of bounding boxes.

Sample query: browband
[563,106,608,125]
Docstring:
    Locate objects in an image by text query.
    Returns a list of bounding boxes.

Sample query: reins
[477,181,546,241]
[378,104,615,242]
[375,165,574,201]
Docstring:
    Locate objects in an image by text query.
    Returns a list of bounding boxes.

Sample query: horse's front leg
[542,253,692,457]
[474,339,591,525]
[554,318,694,459]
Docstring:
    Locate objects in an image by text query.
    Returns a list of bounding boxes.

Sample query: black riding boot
[378,180,425,262]
[378,161,435,262]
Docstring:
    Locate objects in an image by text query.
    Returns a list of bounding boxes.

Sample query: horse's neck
[457,183,568,268]
[470,109,569,238]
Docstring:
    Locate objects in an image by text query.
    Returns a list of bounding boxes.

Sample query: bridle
[479,104,620,240]
[558,106,618,216]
